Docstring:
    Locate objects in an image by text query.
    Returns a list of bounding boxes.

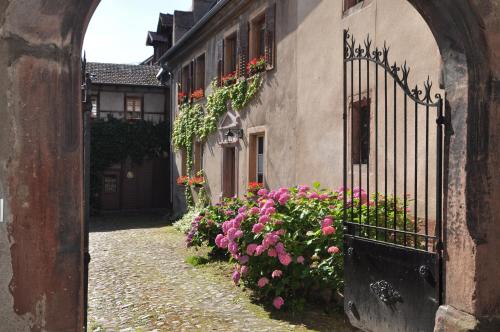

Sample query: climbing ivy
[173,73,264,206]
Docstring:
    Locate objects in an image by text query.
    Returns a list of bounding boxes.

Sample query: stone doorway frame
[0,1,498,331]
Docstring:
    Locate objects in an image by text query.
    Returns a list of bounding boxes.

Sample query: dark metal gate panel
[344,237,439,332]
[342,30,445,332]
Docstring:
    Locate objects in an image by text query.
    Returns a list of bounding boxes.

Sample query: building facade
[160,0,442,216]
[87,62,171,211]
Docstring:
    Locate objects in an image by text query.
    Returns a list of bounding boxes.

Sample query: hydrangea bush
[186,183,412,311]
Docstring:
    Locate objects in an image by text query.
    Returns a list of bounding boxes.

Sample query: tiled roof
[87,62,163,87]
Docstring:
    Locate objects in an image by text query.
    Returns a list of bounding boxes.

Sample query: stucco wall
[171,0,442,214]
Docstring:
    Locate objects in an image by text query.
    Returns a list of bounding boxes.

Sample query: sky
[83,0,192,64]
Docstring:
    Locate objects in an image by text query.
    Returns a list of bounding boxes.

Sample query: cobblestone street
[88,216,356,332]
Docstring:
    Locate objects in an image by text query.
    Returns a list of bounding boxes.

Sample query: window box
[222,71,237,86]
[191,88,205,101]
[178,91,188,105]
[247,57,267,76]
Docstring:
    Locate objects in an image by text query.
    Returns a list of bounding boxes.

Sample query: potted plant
[189,176,205,188]
[247,57,266,76]
[222,71,237,86]
[191,88,205,101]
[178,91,187,105]
[176,175,189,186]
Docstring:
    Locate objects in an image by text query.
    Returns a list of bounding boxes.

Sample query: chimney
[192,0,217,22]
[173,10,194,44]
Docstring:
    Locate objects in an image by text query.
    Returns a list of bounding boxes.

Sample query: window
[344,0,363,11]
[224,33,238,74]
[249,134,265,184]
[125,96,142,120]
[194,54,205,92]
[352,98,370,164]
[250,15,266,59]
[91,95,98,118]
[103,175,118,193]
[193,142,204,174]
[256,136,264,183]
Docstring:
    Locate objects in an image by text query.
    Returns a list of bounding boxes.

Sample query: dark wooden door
[223,147,236,198]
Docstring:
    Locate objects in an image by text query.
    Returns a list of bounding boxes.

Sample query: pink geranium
[239,255,249,264]
[296,256,305,264]
[273,297,285,309]
[257,188,268,196]
[258,277,269,288]
[249,207,260,215]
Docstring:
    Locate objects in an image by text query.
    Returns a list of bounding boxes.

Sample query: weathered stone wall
[0,1,99,330]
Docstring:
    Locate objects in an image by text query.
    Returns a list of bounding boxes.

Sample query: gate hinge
[436,116,446,126]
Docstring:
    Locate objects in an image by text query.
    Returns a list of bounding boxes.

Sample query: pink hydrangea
[271,270,283,279]
[249,207,260,215]
[328,246,341,254]
[257,188,268,196]
[273,297,285,309]
[228,242,239,254]
[275,242,286,254]
[308,192,320,199]
[227,228,238,240]
[254,245,266,256]
[258,277,269,288]
[246,243,258,256]
[319,193,329,200]
[219,236,229,248]
[234,230,244,238]
[239,255,249,264]
[297,192,307,198]
[240,265,249,275]
[321,217,333,228]
[232,270,241,284]
[296,256,305,264]
[322,225,336,235]
[215,234,224,247]
[278,253,292,266]
[259,215,270,224]
[238,206,247,213]
[278,194,290,205]
[252,223,265,234]
[267,248,277,257]
[298,185,310,192]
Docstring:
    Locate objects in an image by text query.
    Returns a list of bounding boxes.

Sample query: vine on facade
[173,72,265,206]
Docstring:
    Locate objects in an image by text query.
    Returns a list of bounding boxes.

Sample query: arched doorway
[0,1,498,331]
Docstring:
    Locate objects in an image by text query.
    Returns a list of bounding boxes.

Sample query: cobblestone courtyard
[88,216,356,331]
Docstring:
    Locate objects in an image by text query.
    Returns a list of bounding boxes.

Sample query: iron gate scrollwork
[342,30,444,332]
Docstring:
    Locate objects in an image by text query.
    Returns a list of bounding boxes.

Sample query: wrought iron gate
[342,30,444,332]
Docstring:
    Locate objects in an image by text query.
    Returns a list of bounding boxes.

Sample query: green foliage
[173,73,264,206]
[90,118,168,211]
[172,103,204,151]
[173,208,202,234]
[185,255,209,266]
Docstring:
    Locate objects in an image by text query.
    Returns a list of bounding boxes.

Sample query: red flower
[176,176,189,186]
[188,176,205,187]
[191,89,204,100]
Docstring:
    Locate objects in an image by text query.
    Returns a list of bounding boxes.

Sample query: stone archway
[0,1,498,330]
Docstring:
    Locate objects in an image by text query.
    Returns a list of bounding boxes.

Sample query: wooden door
[223,147,236,198]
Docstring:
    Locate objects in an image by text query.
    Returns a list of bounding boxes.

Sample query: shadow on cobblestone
[88,215,357,331]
